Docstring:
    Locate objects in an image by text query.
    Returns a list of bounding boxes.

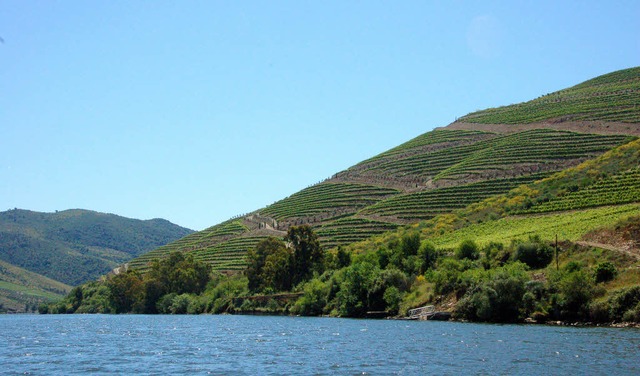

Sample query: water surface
[2,315,639,375]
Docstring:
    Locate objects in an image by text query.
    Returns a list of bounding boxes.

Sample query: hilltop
[51,67,640,321]
[128,66,640,273]
[0,209,193,312]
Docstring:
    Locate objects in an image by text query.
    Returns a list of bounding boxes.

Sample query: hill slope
[0,259,71,313]
[0,209,194,286]
[129,67,640,273]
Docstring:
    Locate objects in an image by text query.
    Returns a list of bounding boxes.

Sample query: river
[1,314,639,375]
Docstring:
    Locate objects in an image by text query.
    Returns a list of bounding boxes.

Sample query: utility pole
[555,234,559,271]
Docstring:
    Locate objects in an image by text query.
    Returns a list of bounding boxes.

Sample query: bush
[383,286,402,315]
[555,270,595,320]
[589,300,611,323]
[429,258,466,295]
[455,240,479,260]
[594,262,617,283]
[513,238,553,269]
[455,263,530,322]
[621,304,640,322]
[292,279,328,316]
[608,286,640,321]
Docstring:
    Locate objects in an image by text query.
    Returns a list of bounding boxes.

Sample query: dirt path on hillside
[442,120,640,136]
[576,241,640,260]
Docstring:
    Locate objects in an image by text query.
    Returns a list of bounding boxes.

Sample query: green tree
[143,251,211,312]
[147,251,210,295]
[262,243,293,292]
[336,262,379,317]
[401,232,421,257]
[246,237,289,292]
[107,271,144,313]
[286,225,323,284]
[292,278,329,316]
[418,241,438,273]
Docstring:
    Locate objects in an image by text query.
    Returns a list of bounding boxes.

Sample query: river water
[1,314,639,375]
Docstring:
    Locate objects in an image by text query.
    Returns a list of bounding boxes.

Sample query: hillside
[0,209,194,287]
[128,67,640,273]
[0,259,71,313]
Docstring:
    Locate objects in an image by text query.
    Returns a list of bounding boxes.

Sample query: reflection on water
[2,315,639,375]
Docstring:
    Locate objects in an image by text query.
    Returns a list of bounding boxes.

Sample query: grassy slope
[0,209,193,286]
[431,204,640,250]
[129,67,640,273]
[0,259,71,313]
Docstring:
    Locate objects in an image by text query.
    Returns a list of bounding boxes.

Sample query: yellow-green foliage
[431,204,639,249]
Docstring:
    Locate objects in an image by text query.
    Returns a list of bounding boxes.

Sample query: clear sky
[1,1,639,230]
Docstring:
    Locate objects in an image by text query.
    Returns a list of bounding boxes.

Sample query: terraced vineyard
[434,130,633,181]
[192,236,265,271]
[357,129,495,166]
[127,219,250,270]
[360,174,551,221]
[459,67,640,124]
[126,67,640,274]
[431,204,640,250]
[517,167,640,214]
[316,217,399,249]
[260,183,400,222]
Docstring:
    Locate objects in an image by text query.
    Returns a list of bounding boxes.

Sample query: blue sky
[1,1,639,230]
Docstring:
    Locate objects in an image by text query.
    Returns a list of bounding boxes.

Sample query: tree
[401,232,421,257]
[246,237,289,292]
[262,243,293,292]
[107,271,144,313]
[286,225,323,285]
[418,241,438,273]
[555,270,595,320]
[456,263,529,322]
[142,251,211,313]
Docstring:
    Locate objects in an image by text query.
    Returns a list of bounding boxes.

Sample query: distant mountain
[0,209,194,288]
[129,66,640,273]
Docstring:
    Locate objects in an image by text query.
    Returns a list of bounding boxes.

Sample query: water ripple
[1,315,640,375]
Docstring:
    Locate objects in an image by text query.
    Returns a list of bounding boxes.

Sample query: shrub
[455,240,479,260]
[455,263,530,322]
[621,304,640,322]
[555,270,595,320]
[429,258,466,295]
[589,300,612,323]
[292,279,329,316]
[594,262,617,283]
[513,239,553,269]
[608,286,640,321]
[383,286,402,315]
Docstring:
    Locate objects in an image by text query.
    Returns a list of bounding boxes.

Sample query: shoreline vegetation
[39,219,640,328]
[23,68,640,326]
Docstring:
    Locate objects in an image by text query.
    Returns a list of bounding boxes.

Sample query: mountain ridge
[128,67,639,273]
[0,208,194,311]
